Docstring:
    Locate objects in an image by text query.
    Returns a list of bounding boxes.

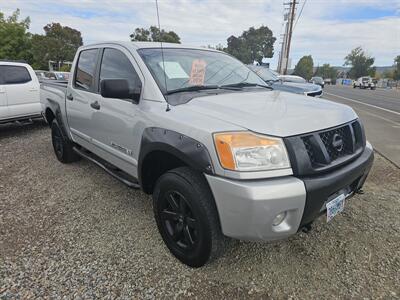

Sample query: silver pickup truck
[41,42,374,267]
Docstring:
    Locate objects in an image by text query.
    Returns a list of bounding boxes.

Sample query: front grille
[319,125,353,160]
[284,120,366,176]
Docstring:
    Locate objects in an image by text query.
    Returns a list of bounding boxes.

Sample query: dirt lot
[1,122,399,299]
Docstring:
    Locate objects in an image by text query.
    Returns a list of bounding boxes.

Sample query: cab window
[75,49,98,91]
[99,48,141,99]
[0,65,31,85]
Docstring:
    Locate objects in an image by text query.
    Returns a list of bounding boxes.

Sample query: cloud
[1,0,399,67]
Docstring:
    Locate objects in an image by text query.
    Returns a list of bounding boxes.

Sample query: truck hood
[184,90,357,137]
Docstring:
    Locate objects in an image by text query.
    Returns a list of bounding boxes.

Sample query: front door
[90,47,144,176]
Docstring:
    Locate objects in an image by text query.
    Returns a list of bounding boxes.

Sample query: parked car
[35,70,47,81]
[310,76,325,88]
[0,61,42,124]
[279,75,307,83]
[353,77,376,89]
[248,66,322,97]
[44,71,70,81]
[41,42,374,267]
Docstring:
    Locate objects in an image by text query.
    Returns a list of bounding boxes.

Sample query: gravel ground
[1,122,399,299]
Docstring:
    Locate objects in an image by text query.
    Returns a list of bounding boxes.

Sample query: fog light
[272,211,287,226]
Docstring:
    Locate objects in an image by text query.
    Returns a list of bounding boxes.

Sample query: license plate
[326,194,345,222]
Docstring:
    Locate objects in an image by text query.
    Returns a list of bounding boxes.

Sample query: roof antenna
[155,0,171,112]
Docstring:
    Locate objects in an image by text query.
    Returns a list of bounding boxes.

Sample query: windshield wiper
[265,79,279,83]
[220,82,273,90]
[166,85,219,95]
[166,84,244,95]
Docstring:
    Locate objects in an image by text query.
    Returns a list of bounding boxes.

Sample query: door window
[99,48,141,99]
[75,49,98,91]
[0,65,31,85]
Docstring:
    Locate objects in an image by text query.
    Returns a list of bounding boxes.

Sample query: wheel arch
[138,127,215,194]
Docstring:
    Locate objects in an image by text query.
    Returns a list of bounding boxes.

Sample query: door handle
[90,101,100,110]
[66,94,74,101]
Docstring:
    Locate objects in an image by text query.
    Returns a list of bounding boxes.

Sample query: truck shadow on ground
[0,119,48,139]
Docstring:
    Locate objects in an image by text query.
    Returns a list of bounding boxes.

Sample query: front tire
[153,167,227,267]
[51,119,80,163]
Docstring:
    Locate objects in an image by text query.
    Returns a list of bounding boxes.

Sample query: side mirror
[101,79,141,103]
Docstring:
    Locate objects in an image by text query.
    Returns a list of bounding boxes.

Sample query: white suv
[0,61,41,124]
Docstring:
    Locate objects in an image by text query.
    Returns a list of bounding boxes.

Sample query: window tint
[0,65,31,85]
[75,49,98,90]
[100,48,141,98]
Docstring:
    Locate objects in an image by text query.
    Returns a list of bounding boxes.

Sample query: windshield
[138,48,267,95]
[280,76,306,83]
[248,65,278,82]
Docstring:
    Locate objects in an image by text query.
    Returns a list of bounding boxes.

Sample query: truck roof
[81,41,221,52]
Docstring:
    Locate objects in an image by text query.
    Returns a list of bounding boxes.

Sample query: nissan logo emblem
[332,133,344,152]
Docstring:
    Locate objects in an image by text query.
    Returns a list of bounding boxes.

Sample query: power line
[293,0,307,31]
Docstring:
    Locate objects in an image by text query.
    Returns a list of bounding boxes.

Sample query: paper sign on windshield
[189,59,207,86]
[158,61,189,79]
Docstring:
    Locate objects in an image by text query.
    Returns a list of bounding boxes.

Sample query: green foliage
[293,55,314,80]
[0,9,32,62]
[130,26,180,43]
[394,55,400,80]
[344,47,375,79]
[31,23,83,70]
[59,64,71,72]
[381,69,394,80]
[224,26,276,64]
[315,64,337,80]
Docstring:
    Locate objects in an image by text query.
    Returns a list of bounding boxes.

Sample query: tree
[31,23,83,70]
[394,55,400,80]
[315,63,337,80]
[225,26,276,64]
[130,26,180,43]
[293,55,314,80]
[380,69,393,80]
[344,47,375,79]
[0,9,32,62]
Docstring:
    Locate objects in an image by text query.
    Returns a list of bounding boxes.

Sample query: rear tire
[51,119,80,163]
[153,167,227,267]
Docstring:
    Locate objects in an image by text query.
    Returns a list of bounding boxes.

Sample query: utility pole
[278,0,297,74]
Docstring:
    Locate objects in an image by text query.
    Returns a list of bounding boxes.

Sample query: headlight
[213,132,290,171]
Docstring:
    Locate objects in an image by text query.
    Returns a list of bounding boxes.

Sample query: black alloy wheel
[153,167,227,267]
[52,123,64,159]
[161,190,198,250]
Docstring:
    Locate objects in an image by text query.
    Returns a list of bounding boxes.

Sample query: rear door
[0,65,40,118]
[90,47,143,175]
[66,48,101,146]
[0,67,9,119]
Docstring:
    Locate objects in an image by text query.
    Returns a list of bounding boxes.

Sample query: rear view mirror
[101,79,141,103]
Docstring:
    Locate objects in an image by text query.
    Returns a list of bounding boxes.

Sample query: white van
[0,61,41,124]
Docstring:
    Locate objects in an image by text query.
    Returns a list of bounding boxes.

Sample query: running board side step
[73,147,140,189]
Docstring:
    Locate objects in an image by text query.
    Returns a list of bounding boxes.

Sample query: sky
[1,0,400,68]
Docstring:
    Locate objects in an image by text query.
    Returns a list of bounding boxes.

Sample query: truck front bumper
[205,143,374,241]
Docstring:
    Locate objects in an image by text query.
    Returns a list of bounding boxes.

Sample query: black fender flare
[138,127,215,187]
[45,99,71,142]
